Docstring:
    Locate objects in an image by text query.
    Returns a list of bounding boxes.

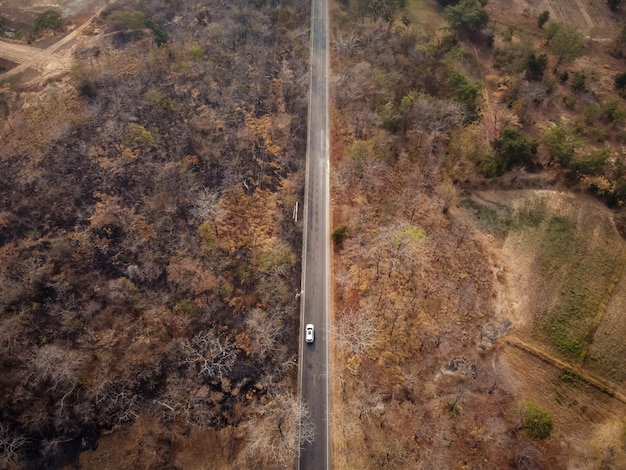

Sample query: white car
[305,324,315,343]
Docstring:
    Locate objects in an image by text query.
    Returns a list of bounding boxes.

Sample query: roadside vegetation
[330,0,626,467]
[0,0,311,468]
[2,0,626,467]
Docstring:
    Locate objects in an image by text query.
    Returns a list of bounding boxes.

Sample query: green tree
[570,148,610,178]
[188,44,205,62]
[526,53,547,81]
[546,22,585,69]
[495,32,536,75]
[143,89,172,111]
[145,18,169,46]
[110,10,146,31]
[537,10,550,29]
[492,126,538,174]
[379,101,403,133]
[520,402,553,440]
[332,226,348,244]
[448,70,483,118]
[34,10,63,32]
[444,0,489,39]
[542,120,580,166]
[617,25,626,48]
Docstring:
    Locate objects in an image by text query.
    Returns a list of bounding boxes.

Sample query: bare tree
[0,423,28,465]
[351,377,385,421]
[434,180,458,214]
[29,344,82,394]
[246,392,315,466]
[332,31,361,58]
[93,379,139,425]
[334,307,379,356]
[191,188,223,236]
[245,307,285,359]
[180,330,236,381]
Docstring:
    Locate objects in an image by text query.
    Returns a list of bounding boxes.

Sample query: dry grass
[475,189,626,467]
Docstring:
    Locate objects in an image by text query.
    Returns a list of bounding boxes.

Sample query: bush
[615,72,626,90]
[608,0,623,12]
[478,154,501,177]
[571,71,587,92]
[603,101,626,122]
[538,10,550,28]
[562,95,576,109]
[34,10,62,32]
[520,402,553,439]
[331,226,348,244]
[526,53,547,81]
[492,126,538,173]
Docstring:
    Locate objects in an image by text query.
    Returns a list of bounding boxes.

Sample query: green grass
[460,198,512,238]
[535,216,617,360]
[465,194,622,365]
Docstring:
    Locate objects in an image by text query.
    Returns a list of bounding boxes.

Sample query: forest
[2,0,626,468]
[1,0,311,468]
[330,0,626,468]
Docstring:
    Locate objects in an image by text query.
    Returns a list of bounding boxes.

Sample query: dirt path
[0,41,45,64]
[0,2,110,82]
[504,336,626,404]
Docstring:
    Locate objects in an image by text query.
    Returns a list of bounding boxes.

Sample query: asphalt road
[298,0,329,467]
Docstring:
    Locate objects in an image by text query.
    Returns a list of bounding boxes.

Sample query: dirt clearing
[1,0,102,28]
[486,0,625,38]
[466,189,626,467]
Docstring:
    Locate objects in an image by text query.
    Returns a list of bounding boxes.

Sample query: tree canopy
[444,0,489,39]
[520,402,553,440]
[492,126,538,174]
[546,22,585,67]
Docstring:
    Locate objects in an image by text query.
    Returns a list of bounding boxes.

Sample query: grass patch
[512,205,546,228]
[533,216,618,360]
[460,197,512,237]
[558,369,582,386]
[471,192,624,373]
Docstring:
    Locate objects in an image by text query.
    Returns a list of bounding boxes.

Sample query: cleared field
[586,262,626,387]
[0,0,101,30]
[469,190,626,379]
[500,345,626,468]
[486,0,625,38]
